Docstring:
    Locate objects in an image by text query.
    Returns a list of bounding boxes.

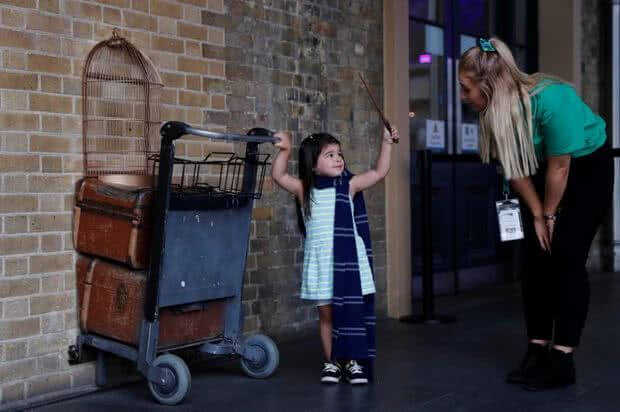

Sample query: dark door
[409,0,538,297]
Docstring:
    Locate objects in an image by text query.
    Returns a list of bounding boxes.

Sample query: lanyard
[502,179,510,200]
[496,178,524,242]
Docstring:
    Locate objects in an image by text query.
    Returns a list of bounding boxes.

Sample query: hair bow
[478,38,496,52]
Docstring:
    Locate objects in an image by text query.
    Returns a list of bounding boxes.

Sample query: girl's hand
[271,130,303,199]
[384,126,399,144]
[274,131,292,151]
[533,216,551,252]
[350,125,396,195]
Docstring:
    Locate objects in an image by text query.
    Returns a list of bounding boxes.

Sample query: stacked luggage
[73,178,226,348]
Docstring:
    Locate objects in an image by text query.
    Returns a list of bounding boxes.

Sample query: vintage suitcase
[76,255,226,348]
[73,178,153,269]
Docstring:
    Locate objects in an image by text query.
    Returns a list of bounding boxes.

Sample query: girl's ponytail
[298,137,317,218]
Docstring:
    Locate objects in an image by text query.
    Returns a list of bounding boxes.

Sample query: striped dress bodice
[300,187,375,300]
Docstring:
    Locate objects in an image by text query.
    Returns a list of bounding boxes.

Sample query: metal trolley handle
[160,121,278,145]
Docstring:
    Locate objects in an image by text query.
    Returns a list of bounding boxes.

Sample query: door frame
[383,0,412,318]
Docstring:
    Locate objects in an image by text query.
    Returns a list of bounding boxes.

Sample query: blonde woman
[459,37,613,391]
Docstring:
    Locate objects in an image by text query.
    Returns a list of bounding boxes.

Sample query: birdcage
[82,29,163,185]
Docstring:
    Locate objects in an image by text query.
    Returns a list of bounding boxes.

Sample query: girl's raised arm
[349,127,399,196]
[271,131,303,200]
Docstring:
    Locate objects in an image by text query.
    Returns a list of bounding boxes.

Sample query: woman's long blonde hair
[460,37,556,179]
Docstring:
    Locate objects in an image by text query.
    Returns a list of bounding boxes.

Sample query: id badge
[496,198,524,242]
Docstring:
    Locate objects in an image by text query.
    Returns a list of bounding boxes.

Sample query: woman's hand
[533,216,551,252]
[384,126,399,143]
[545,218,555,241]
[274,131,291,151]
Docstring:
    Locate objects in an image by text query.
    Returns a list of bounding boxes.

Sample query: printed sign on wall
[461,123,479,152]
[425,119,445,150]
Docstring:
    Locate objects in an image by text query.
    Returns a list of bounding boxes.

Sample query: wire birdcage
[82,29,163,180]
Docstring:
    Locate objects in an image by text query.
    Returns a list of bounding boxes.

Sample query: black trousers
[520,145,614,347]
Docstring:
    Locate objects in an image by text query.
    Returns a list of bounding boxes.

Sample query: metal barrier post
[401,149,455,325]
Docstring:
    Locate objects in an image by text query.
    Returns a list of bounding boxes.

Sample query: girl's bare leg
[318,304,332,361]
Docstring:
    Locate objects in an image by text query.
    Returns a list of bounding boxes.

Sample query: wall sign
[461,123,479,152]
[425,119,445,150]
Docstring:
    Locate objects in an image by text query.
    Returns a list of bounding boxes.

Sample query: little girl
[271,127,399,384]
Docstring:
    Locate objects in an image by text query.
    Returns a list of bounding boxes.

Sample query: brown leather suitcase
[73,178,153,269]
[76,255,226,348]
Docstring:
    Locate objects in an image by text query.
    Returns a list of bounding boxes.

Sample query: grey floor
[32,272,620,412]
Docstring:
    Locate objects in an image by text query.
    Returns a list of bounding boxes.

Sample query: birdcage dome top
[84,29,163,86]
[82,29,163,179]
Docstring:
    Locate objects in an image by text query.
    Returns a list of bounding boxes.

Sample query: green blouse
[530,82,607,160]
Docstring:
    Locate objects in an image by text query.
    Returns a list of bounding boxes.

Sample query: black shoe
[524,348,576,391]
[321,361,342,384]
[506,342,549,384]
[344,360,368,385]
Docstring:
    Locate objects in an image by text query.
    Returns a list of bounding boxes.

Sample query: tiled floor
[32,272,620,411]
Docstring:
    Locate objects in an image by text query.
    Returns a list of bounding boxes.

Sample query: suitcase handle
[160,121,278,145]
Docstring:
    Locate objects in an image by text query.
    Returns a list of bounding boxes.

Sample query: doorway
[408,0,538,297]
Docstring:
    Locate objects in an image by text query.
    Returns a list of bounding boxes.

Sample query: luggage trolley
[68,121,280,405]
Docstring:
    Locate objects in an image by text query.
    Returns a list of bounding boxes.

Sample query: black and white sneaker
[321,362,342,383]
[345,360,368,385]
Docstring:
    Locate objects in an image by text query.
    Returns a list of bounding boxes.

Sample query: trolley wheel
[240,334,279,379]
[148,354,191,405]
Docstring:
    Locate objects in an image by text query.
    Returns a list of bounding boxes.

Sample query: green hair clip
[478,38,496,52]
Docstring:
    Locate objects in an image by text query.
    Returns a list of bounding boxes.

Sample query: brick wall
[0,0,385,407]
[221,0,386,337]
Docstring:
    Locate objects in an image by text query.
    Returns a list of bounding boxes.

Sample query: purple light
[419,54,432,64]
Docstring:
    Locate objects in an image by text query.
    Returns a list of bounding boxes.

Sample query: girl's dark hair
[298,132,341,218]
